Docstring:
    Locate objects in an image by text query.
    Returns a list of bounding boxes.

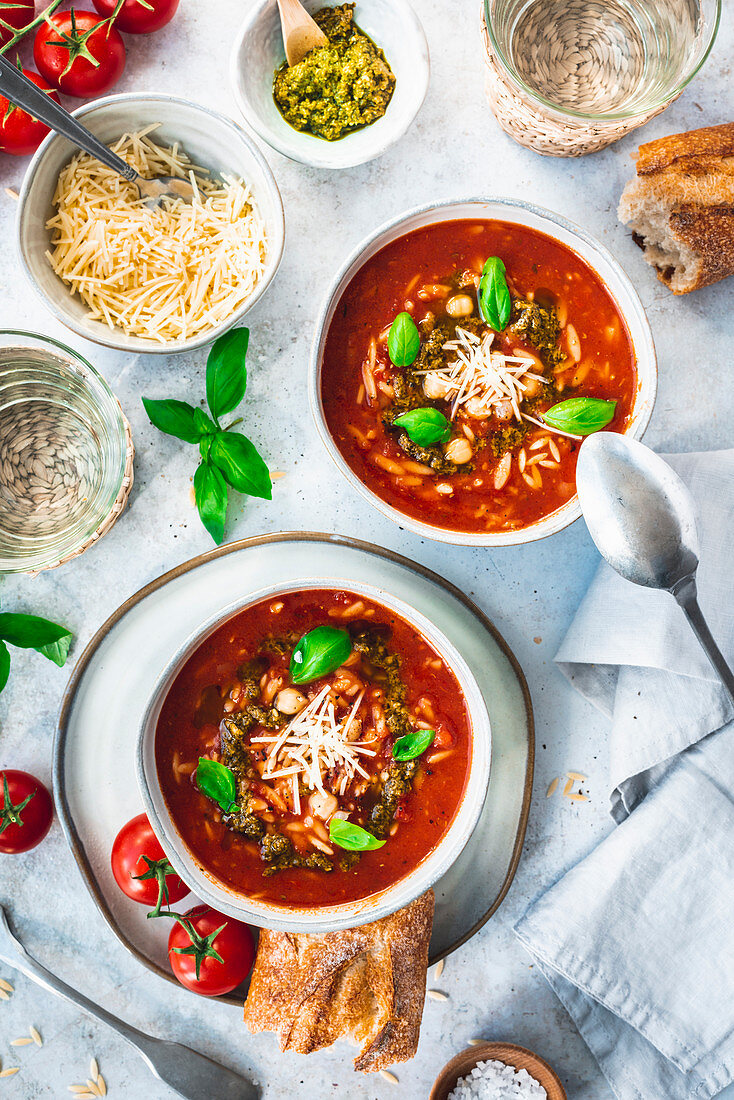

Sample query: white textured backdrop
[0,1,732,1096]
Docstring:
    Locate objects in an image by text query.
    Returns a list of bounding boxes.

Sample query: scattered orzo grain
[434,957,445,979]
[0,1067,19,1078]
[10,1038,32,1047]
[427,989,449,1001]
[29,1026,42,1047]
[379,1069,398,1084]
[0,979,13,993]
[546,777,559,798]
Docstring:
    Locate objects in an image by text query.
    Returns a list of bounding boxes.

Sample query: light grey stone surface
[0,2,732,1097]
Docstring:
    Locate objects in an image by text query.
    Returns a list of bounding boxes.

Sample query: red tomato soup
[155,589,472,909]
[321,219,637,534]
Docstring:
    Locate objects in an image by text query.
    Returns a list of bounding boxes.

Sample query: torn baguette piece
[243,890,434,1072]
[618,121,734,294]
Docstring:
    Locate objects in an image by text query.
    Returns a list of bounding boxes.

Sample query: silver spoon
[0,905,259,1100]
[576,432,734,704]
[0,55,194,207]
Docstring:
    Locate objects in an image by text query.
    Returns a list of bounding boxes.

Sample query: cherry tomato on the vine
[167,905,256,997]
[34,9,126,98]
[0,69,61,157]
[111,813,189,912]
[93,0,179,34]
[0,0,34,48]
[0,770,53,854]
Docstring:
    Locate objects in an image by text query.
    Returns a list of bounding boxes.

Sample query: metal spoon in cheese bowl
[576,432,734,705]
[0,55,194,207]
[0,906,259,1100]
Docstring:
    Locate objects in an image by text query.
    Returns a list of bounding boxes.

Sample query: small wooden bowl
[430,1042,567,1100]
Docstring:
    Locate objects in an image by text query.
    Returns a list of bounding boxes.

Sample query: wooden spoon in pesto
[277,0,328,66]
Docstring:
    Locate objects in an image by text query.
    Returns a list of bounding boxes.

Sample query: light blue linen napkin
[515,450,734,1100]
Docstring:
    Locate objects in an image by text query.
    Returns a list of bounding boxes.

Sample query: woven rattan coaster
[480,7,672,157]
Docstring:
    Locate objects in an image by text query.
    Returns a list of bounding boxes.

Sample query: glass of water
[0,331,131,573]
[482,0,721,154]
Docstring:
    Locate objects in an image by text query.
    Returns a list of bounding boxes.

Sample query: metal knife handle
[0,908,152,1052]
[0,54,138,181]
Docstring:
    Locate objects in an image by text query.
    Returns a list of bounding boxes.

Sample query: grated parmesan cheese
[45,125,268,343]
[249,684,377,802]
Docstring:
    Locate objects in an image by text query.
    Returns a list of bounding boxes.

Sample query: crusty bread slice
[618,122,734,293]
[243,890,434,1072]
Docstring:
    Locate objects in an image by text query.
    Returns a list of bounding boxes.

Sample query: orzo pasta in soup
[321,219,638,533]
[155,589,472,909]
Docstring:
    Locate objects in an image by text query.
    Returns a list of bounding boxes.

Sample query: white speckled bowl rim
[309,196,658,546]
[229,0,430,169]
[17,93,286,355]
[54,532,534,1004]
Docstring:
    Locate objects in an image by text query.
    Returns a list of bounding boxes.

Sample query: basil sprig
[329,818,386,852]
[478,256,511,332]
[543,397,617,436]
[290,626,352,685]
[392,728,435,762]
[196,758,237,814]
[387,312,420,367]
[393,408,451,447]
[142,327,272,545]
[0,609,73,695]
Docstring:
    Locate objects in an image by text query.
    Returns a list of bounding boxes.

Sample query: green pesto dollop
[273,3,396,142]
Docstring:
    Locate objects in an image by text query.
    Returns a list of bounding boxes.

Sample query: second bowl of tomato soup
[311,198,657,545]
[138,580,490,932]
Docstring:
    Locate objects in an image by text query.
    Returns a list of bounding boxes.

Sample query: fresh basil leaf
[37,632,73,668]
[0,613,71,651]
[0,642,10,695]
[194,408,217,436]
[193,461,228,545]
[210,433,272,501]
[142,398,203,444]
[206,327,249,423]
[393,407,451,447]
[543,397,617,436]
[290,626,352,685]
[387,312,420,367]
[329,818,386,852]
[196,758,237,813]
[478,256,511,332]
[392,728,435,762]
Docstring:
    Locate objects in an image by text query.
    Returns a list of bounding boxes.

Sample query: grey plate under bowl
[54,533,534,1005]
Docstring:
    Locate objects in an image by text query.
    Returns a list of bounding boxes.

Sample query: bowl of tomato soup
[310,198,657,545]
[138,580,490,932]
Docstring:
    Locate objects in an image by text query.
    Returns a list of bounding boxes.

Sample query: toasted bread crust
[636,122,734,176]
[667,205,734,291]
[619,122,734,293]
[243,891,434,1072]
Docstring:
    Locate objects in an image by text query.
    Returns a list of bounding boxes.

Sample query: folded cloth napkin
[515,450,734,1100]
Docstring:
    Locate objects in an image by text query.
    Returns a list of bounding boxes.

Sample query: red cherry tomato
[92,0,179,34]
[167,905,255,997]
[0,0,34,48]
[0,770,53,854]
[0,70,60,157]
[111,813,189,910]
[34,9,126,98]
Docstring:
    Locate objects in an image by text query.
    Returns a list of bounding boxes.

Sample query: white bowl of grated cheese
[17,94,285,354]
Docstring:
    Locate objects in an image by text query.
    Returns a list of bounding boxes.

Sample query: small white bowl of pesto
[230,0,430,170]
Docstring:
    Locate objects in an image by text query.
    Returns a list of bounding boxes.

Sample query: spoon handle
[673,576,734,706]
[0,54,137,181]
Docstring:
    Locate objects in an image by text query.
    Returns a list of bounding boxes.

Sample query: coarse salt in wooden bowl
[430,1042,567,1100]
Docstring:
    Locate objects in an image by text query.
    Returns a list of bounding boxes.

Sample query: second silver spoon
[576,432,734,705]
[0,55,194,207]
